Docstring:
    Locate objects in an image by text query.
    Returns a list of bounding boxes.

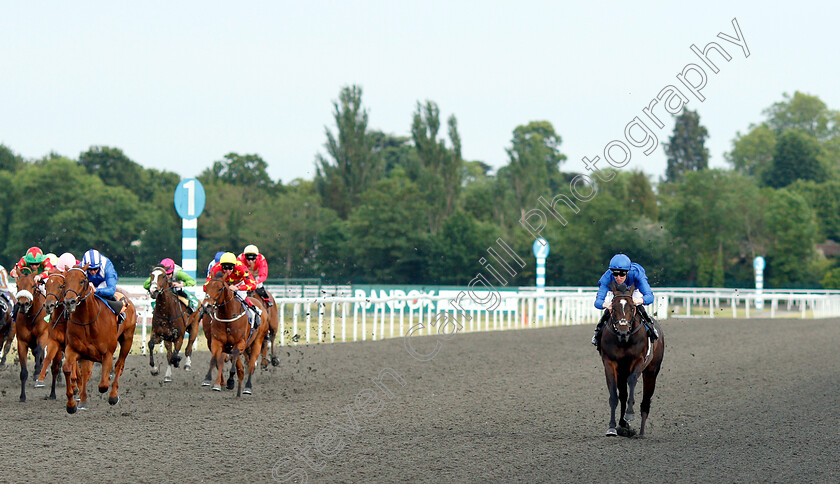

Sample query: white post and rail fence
[116,285,840,353]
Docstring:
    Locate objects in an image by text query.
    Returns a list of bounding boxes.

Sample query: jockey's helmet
[214,251,225,263]
[45,253,58,267]
[82,249,104,270]
[220,252,237,265]
[56,253,77,272]
[160,258,176,274]
[244,245,259,255]
[23,247,46,265]
[609,254,631,271]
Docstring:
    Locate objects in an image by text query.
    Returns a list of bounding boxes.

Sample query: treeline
[1,88,839,289]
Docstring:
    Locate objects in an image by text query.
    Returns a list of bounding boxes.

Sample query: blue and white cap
[82,249,104,269]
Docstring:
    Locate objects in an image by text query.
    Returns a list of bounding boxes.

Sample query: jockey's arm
[175,269,196,287]
[593,272,611,310]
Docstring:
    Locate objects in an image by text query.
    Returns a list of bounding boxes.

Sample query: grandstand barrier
[119,285,840,351]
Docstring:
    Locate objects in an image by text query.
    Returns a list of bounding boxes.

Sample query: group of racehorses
[7,264,280,414]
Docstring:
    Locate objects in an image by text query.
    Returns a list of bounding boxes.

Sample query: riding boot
[636,305,659,341]
[248,306,261,331]
[257,286,273,307]
[591,310,610,348]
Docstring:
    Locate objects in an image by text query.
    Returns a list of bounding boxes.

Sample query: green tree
[763,91,840,141]
[726,124,776,179]
[502,121,566,214]
[200,152,275,191]
[315,85,381,219]
[764,189,819,286]
[410,101,463,233]
[787,180,840,241]
[426,211,497,285]
[663,109,709,182]
[0,144,23,172]
[763,130,826,188]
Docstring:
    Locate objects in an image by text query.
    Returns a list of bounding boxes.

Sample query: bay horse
[147,267,199,382]
[0,294,14,367]
[61,266,137,413]
[598,283,665,437]
[202,272,267,396]
[14,273,50,402]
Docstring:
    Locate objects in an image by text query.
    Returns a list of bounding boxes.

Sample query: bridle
[14,274,45,320]
[204,278,246,324]
[44,272,67,329]
[607,295,644,340]
[63,267,100,326]
[149,269,189,325]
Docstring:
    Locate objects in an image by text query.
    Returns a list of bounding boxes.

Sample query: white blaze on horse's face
[149,269,166,297]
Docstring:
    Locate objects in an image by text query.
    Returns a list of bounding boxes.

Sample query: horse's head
[14,273,42,315]
[203,272,232,307]
[148,267,172,299]
[43,272,66,314]
[62,265,91,313]
[609,282,639,343]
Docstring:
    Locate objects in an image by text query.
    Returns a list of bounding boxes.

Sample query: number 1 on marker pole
[184,179,195,216]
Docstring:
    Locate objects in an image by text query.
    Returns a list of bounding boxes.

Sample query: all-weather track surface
[0,317,838,483]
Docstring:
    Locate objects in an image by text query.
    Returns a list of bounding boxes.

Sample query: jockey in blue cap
[82,249,125,324]
[207,251,226,278]
[592,253,658,350]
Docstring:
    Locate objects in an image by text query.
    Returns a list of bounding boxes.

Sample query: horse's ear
[81,263,90,271]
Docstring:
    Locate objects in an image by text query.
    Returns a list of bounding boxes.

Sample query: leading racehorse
[597,283,665,436]
[14,273,50,402]
[202,272,267,396]
[39,272,74,400]
[147,266,199,382]
[61,265,137,413]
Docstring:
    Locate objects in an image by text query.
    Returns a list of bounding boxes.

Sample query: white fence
[122,285,840,350]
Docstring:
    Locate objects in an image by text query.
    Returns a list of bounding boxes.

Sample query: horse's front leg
[184,317,198,371]
[625,370,640,422]
[603,360,619,436]
[17,340,29,402]
[62,349,79,413]
[78,360,93,410]
[98,350,114,395]
[618,372,629,429]
[148,334,159,375]
[170,332,184,368]
[210,338,225,391]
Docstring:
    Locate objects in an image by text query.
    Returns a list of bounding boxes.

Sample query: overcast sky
[1,1,837,185]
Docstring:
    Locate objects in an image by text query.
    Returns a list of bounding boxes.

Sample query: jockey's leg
[236,290,261,331]
[175,288,194,313]
[592,309,610,348]
[256,284,273,307]
[636,305,659,341]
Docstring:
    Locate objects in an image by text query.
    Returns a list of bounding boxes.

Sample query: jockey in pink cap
[143,258,198,312]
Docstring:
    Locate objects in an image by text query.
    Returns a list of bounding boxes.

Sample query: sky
[2,1,838,185]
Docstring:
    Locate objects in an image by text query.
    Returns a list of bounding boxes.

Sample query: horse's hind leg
[202,355,215,387]
[618,373,629,429]
[38,338,58,384]
[226,356,237,391]
[184,319,198,371]
[233,349,245,397]
[639,367,661,436]
[170,335,183,368]
[98,351,114,395]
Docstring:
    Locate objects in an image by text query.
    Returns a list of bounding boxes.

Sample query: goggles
[611,269,628,277]
[245,255,257,260]
[221,263,235,271]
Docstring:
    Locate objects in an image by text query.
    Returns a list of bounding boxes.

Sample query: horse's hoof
[226,381,235,390]
[108,396,119,405]
[201,380,211,387]
[150,368,159,376]
[624,413,635,422]
[163,376,172,383]
[19,396,26,403]
[34,380,45,388]
[243,388,252,395]
[605,428,618,437]
[48,394,56,400]
[271,357,280,367]
[66,405,76,414]
[211,385,221,392]
[98,386,108,394]
[78,401,89,410]
[184,365,191,372]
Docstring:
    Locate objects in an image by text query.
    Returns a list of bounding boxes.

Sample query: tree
[410,101,463,233]
[315,85,381,219]
[503,121,566,214]
[663,109,709,182]
[426,211,497,285]
[726,124,776,179]
[763,91,840,141]
[200,153,274,191]
[787,180,840,241]
[763,130,826,188]
[764,189,819,286]
[0,144,23,172]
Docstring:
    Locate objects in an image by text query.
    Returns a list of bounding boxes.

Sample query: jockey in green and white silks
[143,258,199,312]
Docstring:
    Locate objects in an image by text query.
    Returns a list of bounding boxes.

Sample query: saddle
[95,291,128,316]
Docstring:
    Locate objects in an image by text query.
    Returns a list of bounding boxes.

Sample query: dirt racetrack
[1,316,838,483]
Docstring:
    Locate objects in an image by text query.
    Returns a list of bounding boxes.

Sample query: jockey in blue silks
[592,253,658,349]
[82,249,124,324]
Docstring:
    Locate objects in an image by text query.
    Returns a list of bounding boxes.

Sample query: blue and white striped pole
[532,238,550,323]
[174,179,206,281]
[182,217,198,279]
[754,256,765,311]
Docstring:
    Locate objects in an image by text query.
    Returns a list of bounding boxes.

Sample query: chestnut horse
[0,295,14,367]
[598,283,665,437]
[39,272,74,400]
[147,267,199,381]
[61,266,137,413]
[202,273,267,396]
[14,273,50,401]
